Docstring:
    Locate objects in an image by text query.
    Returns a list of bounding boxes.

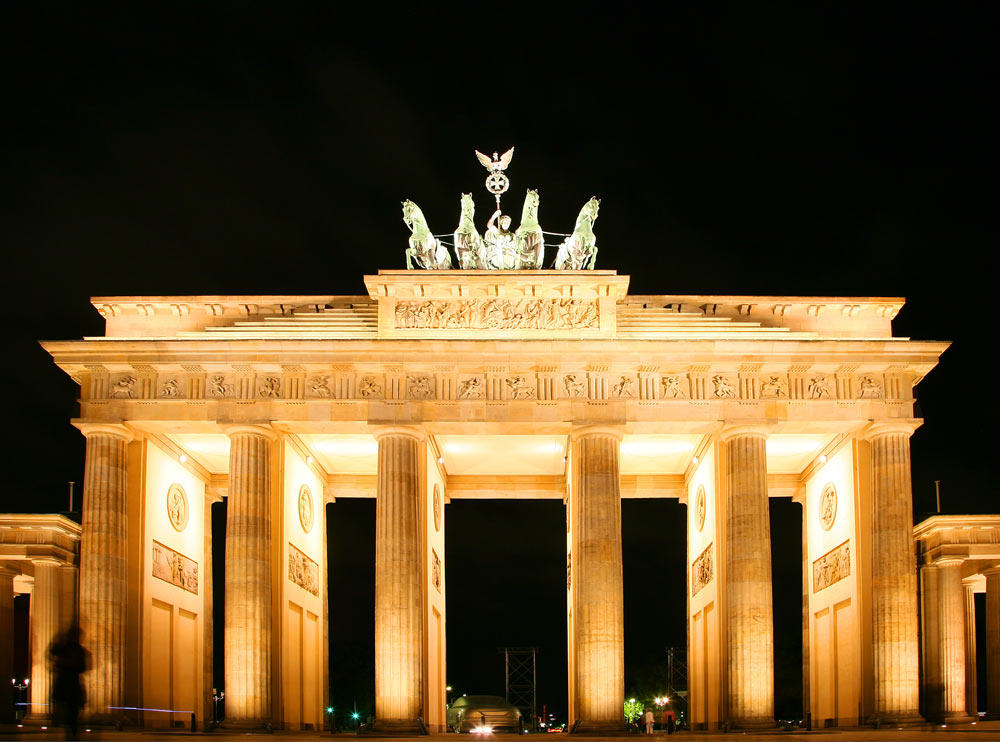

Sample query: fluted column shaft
[867,427,921,721]
[224,427,274,724]
[920,565,941,720]
[964,582,978,717]
[29,559,63,719]
[722,428,774,727]
[986,569,1000,718]
[938,561,968,718]
[571,429,624,729]
[78,427,131,720]
[0,567,15,723]
[373,428,424,729]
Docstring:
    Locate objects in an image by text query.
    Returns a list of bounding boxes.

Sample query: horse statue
[453,193,485,269]
[514,189,544,269]
[402,200,452,270]
[554,197,600,270]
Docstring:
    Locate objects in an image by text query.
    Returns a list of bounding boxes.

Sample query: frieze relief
[394,298,599,331]
[692,542,714,596]
[288,543,319,596]
[813,540,851,593]
[83,365,909,405]
[152,540,198,594]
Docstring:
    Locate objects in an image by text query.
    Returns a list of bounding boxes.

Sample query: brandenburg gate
[34,265,979,731]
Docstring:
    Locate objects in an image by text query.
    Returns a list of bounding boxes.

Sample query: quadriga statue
[453,193,485,269]
[402,199,453,270]
[554,197,600,270]
[515,189,544,269]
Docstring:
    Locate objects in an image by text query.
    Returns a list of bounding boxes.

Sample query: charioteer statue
[401,147,600,270]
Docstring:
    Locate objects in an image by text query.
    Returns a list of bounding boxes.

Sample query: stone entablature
[87,270,905,341]
[0,514,82,569]
[914,515,1000,571]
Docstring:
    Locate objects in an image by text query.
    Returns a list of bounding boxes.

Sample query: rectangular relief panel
[692,543,714,596]
[288,543,320,596]
[813,540,850,593]
[152,541,199,594]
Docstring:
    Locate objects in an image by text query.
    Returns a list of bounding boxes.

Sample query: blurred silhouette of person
[664,707,676,735]
[50,623,90,741]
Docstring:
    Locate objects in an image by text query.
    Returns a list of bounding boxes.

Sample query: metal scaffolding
[500,646,537,725]
[665,646,688,714]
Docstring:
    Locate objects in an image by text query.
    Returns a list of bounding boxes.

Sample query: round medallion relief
[695,486,706,532]
[819,483,837,531]
[433,484,441,532]
[298,485,314,534]
[167,483,189,532]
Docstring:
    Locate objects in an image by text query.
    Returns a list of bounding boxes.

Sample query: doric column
[986,568,1000,719]
[0,566,16,723]
[372,426,425,732]
[865,421,921,722]
[938,559,972,720]
[720,425,774,728]
[28,559,63,720]
[964,581,979,718]
[569,426,624,732]
[76,422,132,721]
[920,565,941,720]
[223,425,276,726]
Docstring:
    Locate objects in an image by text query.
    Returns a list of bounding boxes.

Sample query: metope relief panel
[691,542,714,596]
[152,541,199,594]
[394,298,599,331]
[813,540,851,593]
[457,376,485,399]
[306,374,333,398]
[158,376,184,398]
[407,374,435,399]
[109,374,138,399]
[759,374,788,399]
[206,374,236,398]
[506,374,536,399]
[611,375,636,398]
[288,543,319,596]
[660,374,688,399]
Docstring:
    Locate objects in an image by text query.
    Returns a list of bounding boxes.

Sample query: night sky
[3,3,996,727]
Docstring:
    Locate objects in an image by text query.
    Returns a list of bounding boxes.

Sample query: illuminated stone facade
[35,269,963,730]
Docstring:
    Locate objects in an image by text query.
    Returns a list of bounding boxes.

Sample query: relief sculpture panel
[812,540,851,593]
[394,298,599,330]
[288,543,319,596]
[152,540,199,594]
[691,542,714,596]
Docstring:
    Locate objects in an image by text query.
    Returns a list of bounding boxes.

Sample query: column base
[22,713,53,726]
[728,717,777,730]
[361,719,428,735]
[570,719,629,734]
[942,712,977,723]
[221,718,274,732]
[867,712,925,727]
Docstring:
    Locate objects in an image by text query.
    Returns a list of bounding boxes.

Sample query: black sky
[2,2,997,726]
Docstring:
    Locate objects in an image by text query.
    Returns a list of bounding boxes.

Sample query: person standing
[664,707,676,735]
[643,708,655,734]
[49,623,90,741]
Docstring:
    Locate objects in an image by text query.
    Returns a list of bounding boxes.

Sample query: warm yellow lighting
[819,454,827,463]
[621,438,694,456]
[306,455,314,464]
[692,456,699,465]
[179,453,187,463]
[313,436,378,456]
[766,437,822,455]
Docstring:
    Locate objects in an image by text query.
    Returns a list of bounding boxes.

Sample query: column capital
[0,564,18,579]
[862,419,923,441]
[982,565,1000,578]
[73,421,134,442]
[370,425,425,442]
[570,425,624,442]
[220,424,277,441]
[936,557,966,568]
[718,422,773,442]
[30,558,63,568]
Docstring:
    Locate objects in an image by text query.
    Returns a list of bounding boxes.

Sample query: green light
[352,712,360,720]
[327,707,334,714]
